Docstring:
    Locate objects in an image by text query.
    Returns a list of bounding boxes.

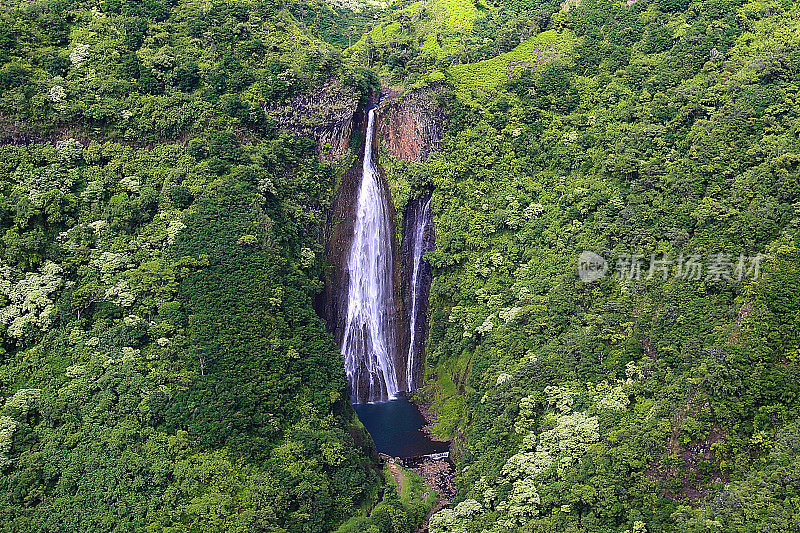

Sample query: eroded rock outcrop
[266,78,359,160]
[376,84,446,162]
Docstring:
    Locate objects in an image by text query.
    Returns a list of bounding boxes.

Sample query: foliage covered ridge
[373,0,800,531]
[0,0,382,531]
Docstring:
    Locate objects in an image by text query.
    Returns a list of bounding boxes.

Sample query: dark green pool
[352,397,449,458]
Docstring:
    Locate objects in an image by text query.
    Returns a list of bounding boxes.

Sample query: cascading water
[340,108,401,403]
[405,196,433,391]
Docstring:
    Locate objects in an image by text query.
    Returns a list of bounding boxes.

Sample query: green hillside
[448,29,577,101]
[1,0,799,530]
[376,0,800,530]
[0,1,382,531]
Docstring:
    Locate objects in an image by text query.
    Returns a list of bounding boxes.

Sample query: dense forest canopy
[0,0,384,530]
[0,0,799,531]
[377,0,800,530]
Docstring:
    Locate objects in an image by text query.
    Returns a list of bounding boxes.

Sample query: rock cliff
[376,84,447,162]
[323,86,446,399]
[266,78,359,160]
[323,104,409,394]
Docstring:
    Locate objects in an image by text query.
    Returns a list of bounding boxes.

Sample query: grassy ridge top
[448,29,577,101]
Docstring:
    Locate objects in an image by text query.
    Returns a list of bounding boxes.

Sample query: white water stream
[341,109,401,403]
[405,196,432,390]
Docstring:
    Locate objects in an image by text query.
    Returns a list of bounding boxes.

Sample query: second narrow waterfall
[341,108,401,403]
[404,195,433,391]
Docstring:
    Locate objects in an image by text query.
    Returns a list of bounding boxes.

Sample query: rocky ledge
[376,84,447,162]
[265,78,359,160]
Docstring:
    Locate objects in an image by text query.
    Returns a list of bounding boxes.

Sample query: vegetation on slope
[0,0,375,143]
[0,0,385,531]
[376,0,800,530]
[2,0,800,530]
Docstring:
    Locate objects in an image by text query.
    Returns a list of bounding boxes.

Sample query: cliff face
[266,78,359,160]
[376,84,447,162]
[323,86,446,400]
[323,107,366,345]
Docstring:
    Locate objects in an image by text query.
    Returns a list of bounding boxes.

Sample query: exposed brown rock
[647,394,728,504]
[402,455,457,532]
[376,85,447,162]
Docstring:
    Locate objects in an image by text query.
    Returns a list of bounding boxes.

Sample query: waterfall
[405,195,433,391]
[341,108,401,403]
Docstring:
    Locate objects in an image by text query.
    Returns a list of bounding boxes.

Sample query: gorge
[335,102,445,461]
[4,0,800,531]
